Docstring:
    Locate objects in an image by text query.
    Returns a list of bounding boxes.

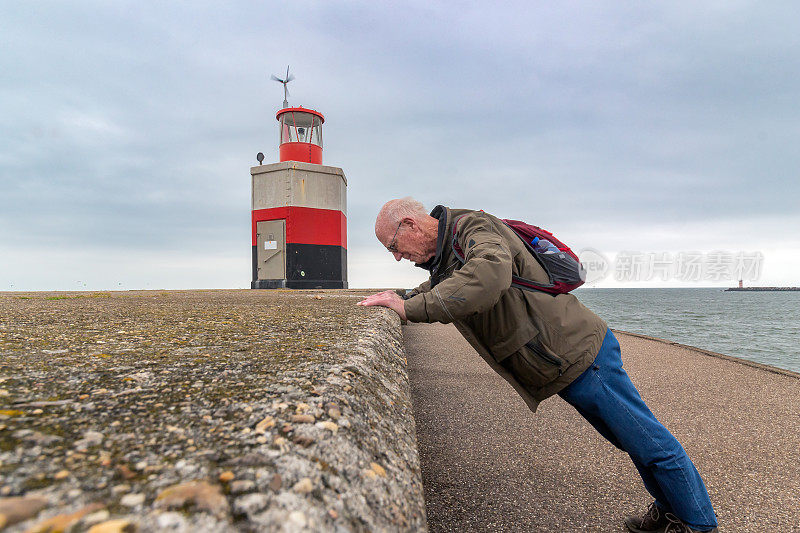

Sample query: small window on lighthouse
[312,118,322,148]
[293,112,312,142]
[280,117,292,144]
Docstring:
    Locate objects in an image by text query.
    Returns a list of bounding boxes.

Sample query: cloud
[1,1,798,289]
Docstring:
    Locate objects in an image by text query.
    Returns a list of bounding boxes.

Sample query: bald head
[375,197,439,263]
[375,197,428,236]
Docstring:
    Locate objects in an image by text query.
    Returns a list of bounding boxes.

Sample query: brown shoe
[663,513,718,533]
[625,502,670,532]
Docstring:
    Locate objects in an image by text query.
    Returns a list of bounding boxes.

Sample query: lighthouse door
[256,220,286,279]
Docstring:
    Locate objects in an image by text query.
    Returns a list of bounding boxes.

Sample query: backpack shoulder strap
[450,214,468,263]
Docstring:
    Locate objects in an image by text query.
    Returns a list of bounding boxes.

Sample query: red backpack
[451,216,586,295]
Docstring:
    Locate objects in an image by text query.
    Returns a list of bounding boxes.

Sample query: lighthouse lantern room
[250,69,347,289]
[277,107,324,164]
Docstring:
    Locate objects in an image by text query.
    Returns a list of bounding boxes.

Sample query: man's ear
[402,217,417,230]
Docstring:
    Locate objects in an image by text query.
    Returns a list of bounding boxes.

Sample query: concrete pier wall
[0,290,426,532]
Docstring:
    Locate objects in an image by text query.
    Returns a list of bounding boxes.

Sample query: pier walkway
[404,322,800,532]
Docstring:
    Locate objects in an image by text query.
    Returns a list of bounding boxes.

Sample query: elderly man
[357,198,718,533]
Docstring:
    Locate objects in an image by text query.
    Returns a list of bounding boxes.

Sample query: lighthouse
[250,71,347,289]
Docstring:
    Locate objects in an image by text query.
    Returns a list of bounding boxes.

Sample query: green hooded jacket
[402,206,607,412]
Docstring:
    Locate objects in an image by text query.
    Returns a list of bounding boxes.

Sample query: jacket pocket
[501,336,565,392]
[523,339,565,373]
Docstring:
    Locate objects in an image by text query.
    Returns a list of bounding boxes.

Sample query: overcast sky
[2,1,799,291]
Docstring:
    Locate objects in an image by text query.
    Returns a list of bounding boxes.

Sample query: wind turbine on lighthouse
[249,66,348,289]
[271,65,294,109]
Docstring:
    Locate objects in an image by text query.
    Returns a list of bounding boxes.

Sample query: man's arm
[394,279,432,299]
[404,213,512,323]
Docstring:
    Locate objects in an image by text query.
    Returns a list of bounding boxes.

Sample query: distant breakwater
[724,287,800,291]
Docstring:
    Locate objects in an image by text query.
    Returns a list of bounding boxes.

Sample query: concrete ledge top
[0,289,425,532]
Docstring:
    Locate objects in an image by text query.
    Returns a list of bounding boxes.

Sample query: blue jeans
[558,330,717,531]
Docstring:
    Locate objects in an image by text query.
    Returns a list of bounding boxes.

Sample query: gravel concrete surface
[404,322,800,532]
[0,289,426,532]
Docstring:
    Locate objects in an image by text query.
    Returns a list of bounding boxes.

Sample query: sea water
[574,288,800,374]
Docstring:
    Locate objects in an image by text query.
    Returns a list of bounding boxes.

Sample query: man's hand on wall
[356,290,407,321]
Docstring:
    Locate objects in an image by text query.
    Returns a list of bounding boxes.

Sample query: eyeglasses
[386,221,403,253]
